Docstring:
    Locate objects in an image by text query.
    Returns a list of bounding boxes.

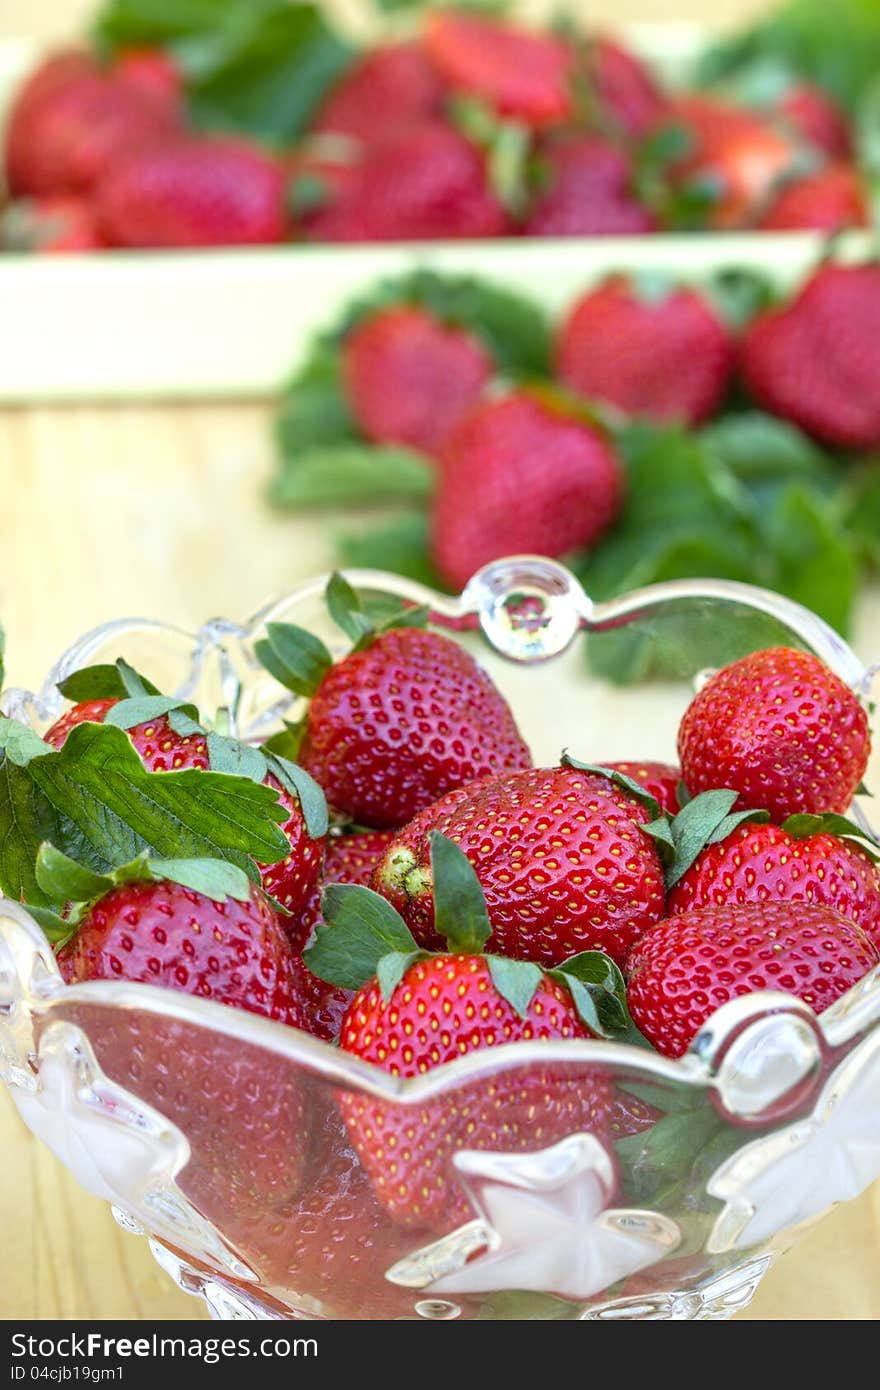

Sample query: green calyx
[780,811,880,860]
[254,571,429,700]
[643,788,770,889]
[561,755,663,821]
[32,843,253,947]
[303,831,635,1040]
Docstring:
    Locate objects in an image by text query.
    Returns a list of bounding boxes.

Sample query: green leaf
[25,904,75,946]
[0,718,50,767]
[755,483,857,638]
[840,462,880,568]
[255,621,333,698]
[275,344,353,457]
[96,0,354,144]
[325,572,374,645]
[376,949,423,1004]
[662,790,740,890]
[269,444,434,510]
[616,1078,699,1116]
[148,857,251,901]
[35,843,113,905]
[263,753,329,838]
[103,696,192,730]
[206,731,267,782]
[703,412,832,488]
[781,811,880,858]
[560,756,662,821]
[551,951,638,1041]
[705,270,776,330]
[706,808,771,845]
[430,831,491,954]
[260,721,305,761]
[337,513,446,591]
[167,708,204,737]
[0,721,290,906]
[487,957,544,1017]
[56,660,161,702]
[616,1106,725,1205]
[305,883,418,990]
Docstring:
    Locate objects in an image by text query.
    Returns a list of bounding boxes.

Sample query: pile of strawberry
[1,3,873,252]
[273,260,880,642]
[1,581,878,1313]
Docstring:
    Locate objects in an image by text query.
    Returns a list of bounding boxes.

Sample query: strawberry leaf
[706,807,771,845]
[376,949,423,1005]
[430,831,492,954]
[616,1106,725,1204]
[305,883,418,989]
[166,708,205,737]
[254,621,333,698]
[104,695,198,730]
[561,755,662,821]
[206,732,268,782]
[551,951,641,1042]
[263,753,329,838]
[325,571,375,646]
[781,811,880,859]
[0,718,50,767]
[654,789,746,890]
[337,513,446,591]
[56,659,161,702]
[146,858,252,901]
[261,720,305,761]
[35,843,252,908]
[487,957,544,1018]
[269,444,433,510]
[35,843,113,904]
[25,904,74,947]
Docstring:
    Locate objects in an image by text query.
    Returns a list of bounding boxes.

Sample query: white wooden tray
[0,30,870,402]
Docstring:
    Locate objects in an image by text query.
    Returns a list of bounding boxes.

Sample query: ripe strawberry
[44,701,324,917]
[111,47,184,118]
[95,136,287,247]
[523,134,657,237]
[310,43,445,146]
[0,196,103,252]
[431,391,624,591]
[289,954,353,1044]
[677,646,870,820]
[587,36,668,141]
[556,275,733,426]
[603,761,681,815]
[758,164,869,231]
[374,765,666,967]
[741,262,880,449]
[627,902,879,1058]
[608,1089,662,1139]
[423,10,575,128]
[661,94,798,228]
[5,53,178,196]
[298,626,531,829]
[667,820,880,950]
[776,83,852,160]
[337,954,608,1231]
[303,122,508,242]
[342,305,493,457]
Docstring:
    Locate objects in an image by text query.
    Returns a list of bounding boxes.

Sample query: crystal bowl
[2,559,879,1321]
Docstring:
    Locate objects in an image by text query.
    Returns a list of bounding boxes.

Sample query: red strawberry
[1,196,103,252]
[741,262,880,449]
[608,1089,662,1139]
[112,47,184,118]
[603,761,681,815]
[342,305,493,456]
[423,10,575,128]
[285,146,358,238]
[5,53,178,196]
[677,647,870,821]
[432,391,624,591]
[310,43,445,146]
[304,122,508,242]
[298,626,531,829]
[758,164,869,231]
[587,36,668,141]
[289,954,353,1044]
[374,765,666,968]
[667,820,880,950]
[337,954,609,1231]
[57,877,302,1024]
[661,94,798,228]
[627,902,878,1058]
[556,275,733,426]
[523,134,657,237]
[95,136,287,247]
[776,83,852,160]
[44,701,324,918]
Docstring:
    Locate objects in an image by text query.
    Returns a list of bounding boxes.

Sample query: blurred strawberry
[5,51,178,196]
[586,36,668,140]
[774,82,852,160]
[342,305,493,456]
[112,47,184,118]
[524,134,656,236]
[758,164,869,230]
[423,10,575,128]
[285,146,358,239]
[310,43,445,146]
[303,122,508,242]
[95,135,287,247]
[432,391,624,590]
[557,274,734,426]
[1,195,103,251]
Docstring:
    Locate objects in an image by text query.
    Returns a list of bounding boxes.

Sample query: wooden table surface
[2,0,879,1326]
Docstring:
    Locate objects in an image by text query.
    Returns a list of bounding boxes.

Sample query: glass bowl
[1,558,878,1322]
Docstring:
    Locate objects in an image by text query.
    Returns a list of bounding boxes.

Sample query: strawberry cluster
[1,7,870,251]
[1,591,878,1313]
